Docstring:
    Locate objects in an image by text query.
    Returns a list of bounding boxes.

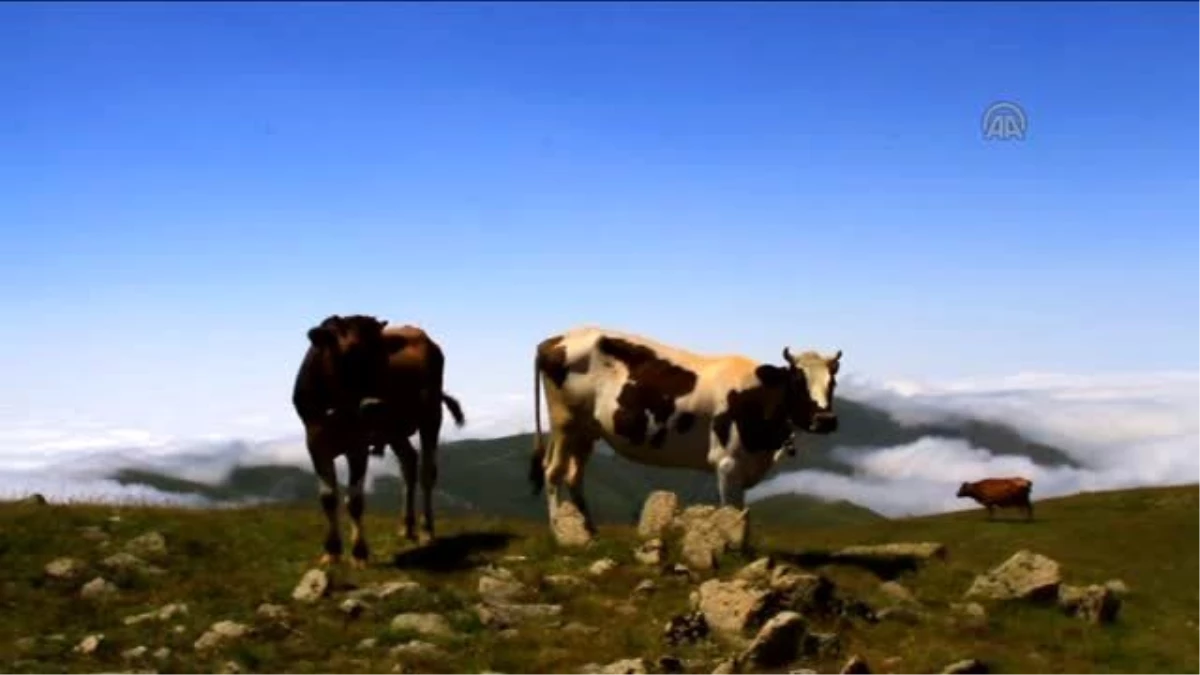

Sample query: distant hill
[111,396,1077,527]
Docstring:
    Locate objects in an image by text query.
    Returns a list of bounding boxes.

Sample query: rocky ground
[2,484,1196,673]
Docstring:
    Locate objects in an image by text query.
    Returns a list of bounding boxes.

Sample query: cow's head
[956,482,973,498]
[782,347,842,435]
[307,314,390,417]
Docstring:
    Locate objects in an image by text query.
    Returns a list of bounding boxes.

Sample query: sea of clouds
[1,371,1196,516]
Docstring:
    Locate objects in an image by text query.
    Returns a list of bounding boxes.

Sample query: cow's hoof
[317,553,341,567]
[418,531,435,546]
[349,557,368,570]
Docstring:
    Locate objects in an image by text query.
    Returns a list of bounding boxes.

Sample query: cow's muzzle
[808,412,838,434]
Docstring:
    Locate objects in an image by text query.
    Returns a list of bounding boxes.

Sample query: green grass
[0,484,1195,674]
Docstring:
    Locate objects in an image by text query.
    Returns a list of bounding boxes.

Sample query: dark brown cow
[370,324,465,545]
[292,316,465,567]
[293,314,392,567]
[956,477,1034,520]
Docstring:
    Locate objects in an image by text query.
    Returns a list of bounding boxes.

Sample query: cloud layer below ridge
[1,371,1196,514]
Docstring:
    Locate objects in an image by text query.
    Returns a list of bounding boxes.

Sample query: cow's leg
[417,408,443,543]
[307,428,343,566]
[564,438,596,534]
[715,455,746,510]
[391,435,419,543]
[1025,501,1034,521]
[345,448,370,568]
[542,431,569,520]
[986,505,995,520]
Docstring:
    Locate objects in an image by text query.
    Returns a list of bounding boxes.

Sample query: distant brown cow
[292,315,465,567]
[956,477,1034,520]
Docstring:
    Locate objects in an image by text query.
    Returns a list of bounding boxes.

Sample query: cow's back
[540,326,761,471]
[383,325,445,396]
[972,477,1032,506]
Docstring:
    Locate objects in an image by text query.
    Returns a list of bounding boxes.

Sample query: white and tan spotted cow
[529,326,843,534]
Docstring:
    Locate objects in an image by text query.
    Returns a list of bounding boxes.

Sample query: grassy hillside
[110,395,1076,527]
[1,484,1194,674]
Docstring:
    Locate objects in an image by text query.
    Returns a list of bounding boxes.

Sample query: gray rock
[390,613,454,638]
[218,660,243,674]
[1104,579,1130,596]
[741,611,807,669]
[74,634,104,655]
[965,550,1061,602]
[152,647,171,661]
[676,505,749,571]
[589,558,618,577]
[637,491,680,540]
[633,579,658,596]
[563,622,600,638]
[475,602,563,629]
[1058,584,1121,624]
[694,578,776,636]
[878,580,916,605]
[194,621,251,652]
[255,603,290,622]
[122,646,149,661]
[124,603,189,626]
[292,568,330,603]
[348,579,424,603]
[102,552,165,576]
[80,577,119,600]
[389,640,448,660]
[950,602,988,628]
[634,538,664,566]
[357,638,378,650]
[543,574,589,591]
[941,659,988,674]
[124,532,168,559]
[840,655,871,674]
[479,570,528,603]
[771,567,839,615]
[44,557,87,581]
[551,500,593,548]
[573,658,648,672]
[340,597,369,619]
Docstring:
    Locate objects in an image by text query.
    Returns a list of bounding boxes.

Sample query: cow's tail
[441,392,466,428]
[529,355,546,496]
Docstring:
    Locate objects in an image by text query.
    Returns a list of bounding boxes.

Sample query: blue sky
[1,2,1196,441]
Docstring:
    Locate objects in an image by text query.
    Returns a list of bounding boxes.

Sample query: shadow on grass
[390,531,520,573]
[765,548,923,581]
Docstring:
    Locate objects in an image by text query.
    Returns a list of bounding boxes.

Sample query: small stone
[475,602,563,628]
[599,658,649,674]
[124,603,189,626]
[633,579,657,596]
[879,581,916,604]
[357,638,378,650]
[153,647,171,661]
[390,613,454,638]
[389,640,448,660]
[479,572,528,602]
[340,597,369,619]
[1058,584,1121,624]
[941,659,988,674]
[219,661,243,674]
[589,558,618,577]
[194,621,251,652]
[840,655,871,674]
[1104,579,1130,596]
[634,538,665,566]
[122,646,149,661]
[544,574,588,591]
[124,532,168,559]
[256,603,289,622]
[80,577,119,600]
[74,634,104,655]
[502,555,528,563]
[102,552,165,576]
[712,659,739,674]
[292,568,330,603]
[44,557,87,581]
[172,625,186,634]
[563,622,600,637]
[551,500,593,548]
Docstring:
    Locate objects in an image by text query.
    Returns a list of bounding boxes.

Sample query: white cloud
[0,372,1195,513]
[751,371,1199,516]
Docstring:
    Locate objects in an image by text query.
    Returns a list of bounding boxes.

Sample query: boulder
[693,578,776,636]
[740,611,808,669]
[638,491,680,540]
[676,505,749,571]
[1057,584,1121,624]
[965,550,1061,603]
[551,500,593,548]
[734,557,775,585]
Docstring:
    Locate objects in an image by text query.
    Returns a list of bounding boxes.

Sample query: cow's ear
[308,325,336,348]
[782,347,794,365]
